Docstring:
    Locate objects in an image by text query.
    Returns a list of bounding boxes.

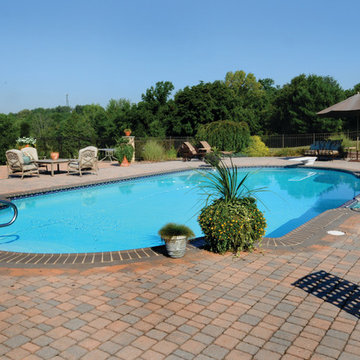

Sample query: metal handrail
[0,199,18,227]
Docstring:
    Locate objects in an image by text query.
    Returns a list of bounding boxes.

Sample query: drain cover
[327,230,345,236]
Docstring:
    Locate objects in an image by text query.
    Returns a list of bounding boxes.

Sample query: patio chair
[178,142,205,161]
[6,149,39,179]
[67,146,98,176]
[197,141,213,156]
[21,146,48,172]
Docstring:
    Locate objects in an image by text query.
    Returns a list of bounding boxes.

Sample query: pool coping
[1,164,360,267]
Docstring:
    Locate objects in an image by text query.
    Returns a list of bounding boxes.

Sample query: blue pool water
[0,167,359,254]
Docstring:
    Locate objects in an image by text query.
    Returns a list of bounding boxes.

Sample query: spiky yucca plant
[197,158,266,254]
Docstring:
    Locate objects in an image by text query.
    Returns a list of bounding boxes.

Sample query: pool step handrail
[0,199,18,227]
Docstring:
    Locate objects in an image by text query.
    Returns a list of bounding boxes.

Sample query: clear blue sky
[1,0,359,114]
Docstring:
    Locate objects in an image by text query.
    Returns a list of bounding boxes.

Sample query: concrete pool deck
[1,157,360,359]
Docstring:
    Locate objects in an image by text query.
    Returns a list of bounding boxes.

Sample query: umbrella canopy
[317,92,360,152]
[317,93,360,117]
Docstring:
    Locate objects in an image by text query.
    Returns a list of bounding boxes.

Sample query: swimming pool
[1,167,359,254]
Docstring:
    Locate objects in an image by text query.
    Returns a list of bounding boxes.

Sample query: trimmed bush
[196,120,250,153]
[198,197,266,254]
[244,135,269,156]
[141,140,166,161]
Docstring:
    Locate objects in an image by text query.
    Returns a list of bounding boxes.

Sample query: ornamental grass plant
[197,158,266,254]
[141,140,166,161]
[158,223,195,241]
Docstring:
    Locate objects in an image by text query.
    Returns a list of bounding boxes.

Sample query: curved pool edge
[1,162,360,267]
[0,208,358,268]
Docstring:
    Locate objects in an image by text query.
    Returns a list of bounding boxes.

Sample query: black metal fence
[28,131,358,161]
[261,131,358,148]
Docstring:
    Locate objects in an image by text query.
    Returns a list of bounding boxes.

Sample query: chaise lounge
[178,142,206,161]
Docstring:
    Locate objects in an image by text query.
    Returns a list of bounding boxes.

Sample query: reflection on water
[0,235,19,245]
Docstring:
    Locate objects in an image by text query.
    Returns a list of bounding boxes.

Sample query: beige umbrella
[317,92,360,151]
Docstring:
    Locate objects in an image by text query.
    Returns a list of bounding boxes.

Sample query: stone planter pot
[164,235,187,258]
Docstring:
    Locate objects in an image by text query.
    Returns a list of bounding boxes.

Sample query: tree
[344,83,360,98]
[0,114,16,163]
[106,98,134,140]
[224,71,269,134]
[75,104,112,147]
[141,81,174,111]
[172,81,237,136]
[139,81,175,137]
[225,70,262,94]
[271,74,345,134]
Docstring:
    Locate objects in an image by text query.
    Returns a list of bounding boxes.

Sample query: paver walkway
[1,158,360,359]
[1,218,360,360]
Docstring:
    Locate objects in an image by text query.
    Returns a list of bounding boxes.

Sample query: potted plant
[115,138,134,166]
[158,223,195,258]
[16,137,36,149]
[124,128,132,136]
[50,151,59,160]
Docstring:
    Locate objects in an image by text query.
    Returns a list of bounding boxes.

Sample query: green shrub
[141,140,166,161]
[328,133,354,148]
[166,146,178,160]
[198,197,266,254]
[197,158,266,254]
[204,148,222,167]
[196,120,250,153]
[244,135,269,157]
[270,147,307,157]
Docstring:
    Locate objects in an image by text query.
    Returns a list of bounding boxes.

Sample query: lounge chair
[178,142,205,161]
[67,146,98,176]
[6,149,40,179]
[21,146,48,172]
[197,141,212,156]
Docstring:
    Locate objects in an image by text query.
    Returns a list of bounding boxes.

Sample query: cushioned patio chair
[6,149,40,179]
[67,146,98,176]
[21,146,48,172]
[178,142,205,161]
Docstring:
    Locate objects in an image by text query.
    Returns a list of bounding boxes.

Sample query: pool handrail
[0,199,18,227]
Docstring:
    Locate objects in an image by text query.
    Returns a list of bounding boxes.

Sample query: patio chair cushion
[22,155,31,164]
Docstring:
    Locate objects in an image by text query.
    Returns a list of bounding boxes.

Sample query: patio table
[35,159,69,176]
[99,148,116,161]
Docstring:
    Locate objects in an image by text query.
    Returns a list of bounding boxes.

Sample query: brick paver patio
[1,158,360,359]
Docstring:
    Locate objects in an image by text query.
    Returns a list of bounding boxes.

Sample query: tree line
[1,70,359,163]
